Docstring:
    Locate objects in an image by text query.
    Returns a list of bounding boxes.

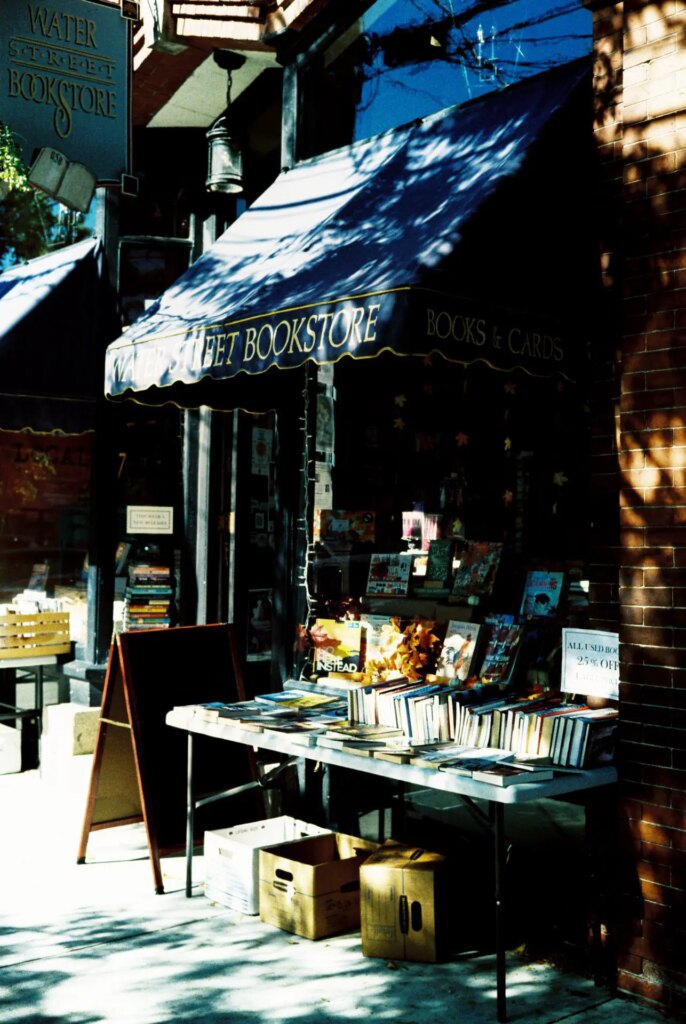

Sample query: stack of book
[347,676,505,745]
[448,692,618,768]
[124,562,175,631]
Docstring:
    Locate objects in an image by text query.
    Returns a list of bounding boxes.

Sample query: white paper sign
[561,628,619,700]
[126,505,174,535]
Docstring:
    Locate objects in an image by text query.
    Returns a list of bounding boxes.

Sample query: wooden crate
[0,611,71,660]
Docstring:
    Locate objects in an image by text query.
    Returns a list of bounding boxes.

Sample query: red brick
[636,859,672,886]
[617,951,643,973]
[635,803,686,831]
[644,606,686,628]
[637,840,686,869]
[639,878,672,905]
[621,585,673,606]
[617,968,667,1004]
[634,765,686,790]
[620,624,673,646]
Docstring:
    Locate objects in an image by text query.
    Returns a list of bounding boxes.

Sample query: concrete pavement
[0,734,668,1024]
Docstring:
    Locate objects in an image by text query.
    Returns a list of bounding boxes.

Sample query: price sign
[561,628,619,700]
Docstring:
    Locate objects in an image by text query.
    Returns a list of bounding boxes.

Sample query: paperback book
[254,689,346,711]
[312,618,363,675]
[360,613,394,671]
[478,614,523,687]
[435,620,480,683]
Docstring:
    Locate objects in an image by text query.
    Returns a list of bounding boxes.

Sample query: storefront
[0,237,119,658]
[104,55,601,694]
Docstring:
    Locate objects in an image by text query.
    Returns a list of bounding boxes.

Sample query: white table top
[166,706,618,806]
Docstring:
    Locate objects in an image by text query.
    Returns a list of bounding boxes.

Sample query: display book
[172,681,617,779]
[292,554,616,769]
[123,561,175,630]
[282,668,617,770]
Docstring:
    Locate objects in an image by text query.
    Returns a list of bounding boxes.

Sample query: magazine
[366,553,413,596]
[451,542,503,602]
[520,570,565,619]
[435,620,480,683]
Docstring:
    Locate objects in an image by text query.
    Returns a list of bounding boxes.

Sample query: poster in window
[247,589,273,662]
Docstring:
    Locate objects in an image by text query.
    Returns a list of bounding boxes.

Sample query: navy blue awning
[0,237,118,432]
[106,59,592,412]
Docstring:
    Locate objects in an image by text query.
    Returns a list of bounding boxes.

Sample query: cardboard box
[360,841,447,962]
[204,816,332,914]
[259,831,381,940]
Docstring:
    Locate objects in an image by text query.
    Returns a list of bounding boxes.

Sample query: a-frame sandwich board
[77,623,258,893]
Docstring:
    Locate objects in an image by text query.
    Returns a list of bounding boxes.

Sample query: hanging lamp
[206,50,246,194]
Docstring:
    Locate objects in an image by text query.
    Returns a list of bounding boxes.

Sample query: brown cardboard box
[259,831,381,940]
[360,841,447,962]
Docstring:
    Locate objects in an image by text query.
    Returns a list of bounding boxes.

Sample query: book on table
[254,689,346,711]
[580,711,618,768]
[410,744,513,770]
[563,707,619,768]
[469,762,555,786]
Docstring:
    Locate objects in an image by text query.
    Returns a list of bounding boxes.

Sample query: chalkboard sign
[77,624,260,893]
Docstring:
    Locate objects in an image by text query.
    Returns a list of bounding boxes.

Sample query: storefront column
[587,2,686,1014]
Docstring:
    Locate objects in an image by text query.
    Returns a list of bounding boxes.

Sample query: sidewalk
[0,743,667,1024]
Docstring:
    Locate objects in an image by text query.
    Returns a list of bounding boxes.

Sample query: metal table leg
[494,801,507,1023]
[185,732,194,898]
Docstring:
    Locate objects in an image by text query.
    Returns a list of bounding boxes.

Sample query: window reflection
[299,0,592,158]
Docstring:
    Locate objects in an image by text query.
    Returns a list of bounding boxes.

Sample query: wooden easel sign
[77,623,257,893]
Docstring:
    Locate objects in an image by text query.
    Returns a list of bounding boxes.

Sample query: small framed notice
[126,505,174,535]
[561,628,619,700]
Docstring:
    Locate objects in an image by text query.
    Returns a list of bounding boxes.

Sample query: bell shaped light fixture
[206,50,246,194]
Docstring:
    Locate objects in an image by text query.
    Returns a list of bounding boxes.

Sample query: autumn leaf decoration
[366,617,441,682]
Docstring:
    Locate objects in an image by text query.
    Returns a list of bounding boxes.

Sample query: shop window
[309,355,591,640]
[0,428,93,648]
[298,0,592,158]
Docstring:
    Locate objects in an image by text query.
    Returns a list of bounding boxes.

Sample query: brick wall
[586,1,686,1014]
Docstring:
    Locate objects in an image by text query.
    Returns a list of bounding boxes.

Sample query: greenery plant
[0,123,30,197]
